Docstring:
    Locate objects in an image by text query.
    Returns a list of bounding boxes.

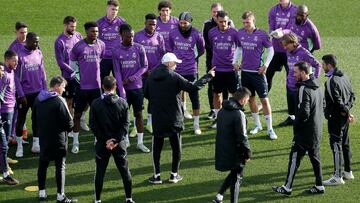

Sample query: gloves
[270,28,284,39]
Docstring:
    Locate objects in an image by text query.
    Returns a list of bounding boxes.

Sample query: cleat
[278,117,294,127]
[268,129,278,140]
[71,143,79,154]
[343,171,354,180]
[148,175,162,184]
[207,110,216,120]
[210,119,217,129]
[250,125,262,135]
[2,175,19,185]
[194,125,202,135]
[169,174,183,183]
[129,128,137,138]
[272,185,291,196]
[57,196,78,203]
[184,111,193,119]
[323,176,345,186]
[137,144,150,153]
[305,185,325,194]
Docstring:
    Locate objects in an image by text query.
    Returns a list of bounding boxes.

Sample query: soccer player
[8,22,28,54]
[278,33,321,126]
[203,3,235,120]
[208,10,239,128]
[54,16,90,131]
[97,0,127,82]
[322,54,356,185]
[14,32,47,157]
[156,0,179,52]
[270,5,321,53]
[32,76,76,203]
[90,76,135,203]
[213,87,252,203]
[112,24,150,153]
[168,12,205,135]
[0,59,19,185]
[266,0,297,91]
[233,11,277,140]
[145,53,214,184]
[134,13,166,134]
[272,61,325,196]
[69,22,105,154]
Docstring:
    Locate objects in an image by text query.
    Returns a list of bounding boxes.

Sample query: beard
[66,30,75,35]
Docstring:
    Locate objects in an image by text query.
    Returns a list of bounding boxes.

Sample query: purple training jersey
[208,27,239,72]
[70,39,105,90]
[268,2,297,52]
[237,28,272,72]
[112,42,148,97]
[8,39,25,54]
[169,27,205,75]
[0,66,16,113]
[286,45,321,90]
[54,31,83,79]
[97,16,127,59]
[134,29,165,72]
[156,16,179,52]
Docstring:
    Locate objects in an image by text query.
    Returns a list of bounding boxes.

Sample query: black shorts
[213,71,238,94]
[241,71,268,98]
[62,78,79,99]
[182,74,200,109]
[74,88,102,113]
[126,88,144,113]
[268,52,289,73]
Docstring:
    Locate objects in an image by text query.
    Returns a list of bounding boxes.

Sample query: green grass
[0,0,360,202]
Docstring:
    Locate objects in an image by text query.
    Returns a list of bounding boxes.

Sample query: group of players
[0,0,356,203]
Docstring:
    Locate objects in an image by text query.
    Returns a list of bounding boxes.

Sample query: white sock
[81,111,86,121]
[193,115,200,127]
[171,172,177,176]
[33,137,39,144]
[289,115,295,120]
[57,193,65,201]
[265,115,273,131]
[182,102,187,111]
[16,137,23,147]
[214,109,220,118]
[154,173,160,178]
[147,114,152,125]
[137,133,144,145]
[3,171,10,178]
[73,132,79,144]
[252,112,261,127]
[95,200,101,203]
[39,189,46,198]
[216,193,223,201]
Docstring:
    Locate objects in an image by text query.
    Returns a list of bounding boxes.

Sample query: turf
[0,0,359,202]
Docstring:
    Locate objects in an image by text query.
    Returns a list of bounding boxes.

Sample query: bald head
[296,5,309,25]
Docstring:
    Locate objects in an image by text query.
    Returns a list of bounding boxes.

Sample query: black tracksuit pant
[38,156,66,194]
[16,92,39,138]
[286,87,297,116]
[218,164,245,203]
[328,115,352,176]
[152,133,181,175]
[284,143,323,189]
[94,141,132,200]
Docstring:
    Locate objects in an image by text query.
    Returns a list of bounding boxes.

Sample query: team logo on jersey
[276,13,279,16]
[132,53,137,58]
[176,37,179,40]
[141,40,145,44]
[241,37,245,40]
[254,36,258,41]
[296,56,299,61]
[115,26,118,31]
[156,27,160,30]
[227,36,232,41]
[189,36,193,42]
[171,25,175,29]
[287,13,290,17]
[301,31,305,36]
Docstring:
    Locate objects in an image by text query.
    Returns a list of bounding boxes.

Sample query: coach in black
[272,61,325,196]
[322,54,355,185]
[32,76,76,202]
[145,53,214,184]
[212,87,252,203]
[90,76,135,203]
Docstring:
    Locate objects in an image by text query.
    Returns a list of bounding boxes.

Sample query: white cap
[161,53,182,64]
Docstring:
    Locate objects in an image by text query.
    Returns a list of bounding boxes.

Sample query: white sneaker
[323,176,345,186]
[268,129,278,140]
[31,138,40,153]
[250,125,262,135]
[71,143,79,154]
[146,124,153,134]
[194,125,202,135]
[129,128,137,138]
[210,120,217,129]
[343,171,354,180]
[15,145,23,158]
[184,111,193,119]
[137,143,150,153]
[80,119,90,131]
[68,131,74,138]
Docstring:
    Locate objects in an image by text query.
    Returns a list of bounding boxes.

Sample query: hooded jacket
[324,68,355,120]
[90,93,129,146]
[293,77,323,149]
[215,98,251,171]
[144,64,212,137]
[32,90,73,160]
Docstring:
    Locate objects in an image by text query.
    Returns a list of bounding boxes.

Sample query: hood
[38,90,58,102]
[152,64,171,81]
[333,68,344,77]
[222,98,244,111]
[102,93,120,105]
[300,77,320,90]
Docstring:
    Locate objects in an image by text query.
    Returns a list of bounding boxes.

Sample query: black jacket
[324,68,355,120]
[215,98,251,171]
[144,64,212,137]
[293,78,323,149]
[90,93,129,146]
[32,90,73,160]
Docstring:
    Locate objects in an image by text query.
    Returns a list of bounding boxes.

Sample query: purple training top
[54,31,83,79]
[97,16,127,59]
[237,28,272,72]
[208,27,239,72]
[70,39,105,90]
[15,47,47,98]
[286,45,321,90]
[0,66,16,113]
[112,42,148,97]
[168,27,205,75]
[268,1,297,52]
[134,29,165,72]
[156,16,179,52]
[8,39,25,54]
